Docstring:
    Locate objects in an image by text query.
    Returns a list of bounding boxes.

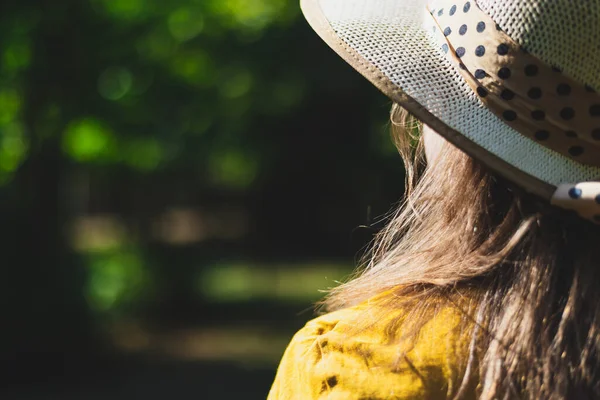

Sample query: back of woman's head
[295,0,600,397]
[325,104,600,399]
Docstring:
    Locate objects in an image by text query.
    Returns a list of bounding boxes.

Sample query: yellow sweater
[268,295,477,399]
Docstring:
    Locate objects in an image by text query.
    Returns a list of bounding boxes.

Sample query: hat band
[551,183,600,223]
[428,1,600,168]
[426,1,600,224]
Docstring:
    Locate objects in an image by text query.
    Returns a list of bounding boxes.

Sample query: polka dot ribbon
[427,0,600,224]
[551,183,600,223]
[428,0,600,167]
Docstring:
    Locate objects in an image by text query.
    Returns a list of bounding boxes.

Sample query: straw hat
[301,0,600,223]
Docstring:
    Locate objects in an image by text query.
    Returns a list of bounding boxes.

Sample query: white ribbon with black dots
[551,183,600,223]
[428,0,600,166]
[427,0,600,223]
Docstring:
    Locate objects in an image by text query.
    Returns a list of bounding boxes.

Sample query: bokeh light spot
[91,0,148,21]
[71,215,128,252]
[0,89,22,125]
[85,249,148,312]
[0,121,29,173]
[170,51,214,87]
[220,70,253,99]
[208,0,294,31]
[3,41,32,74]
[168,7,205,42]
[208,149,258,189]
[98,66,133,101]
[62,118,116,162]
[122,138,163,171]
[136,28,177,61]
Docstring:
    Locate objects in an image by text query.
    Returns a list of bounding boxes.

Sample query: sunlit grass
[73,214,352,312]
[110,321,292,366]
[199,262,353,303]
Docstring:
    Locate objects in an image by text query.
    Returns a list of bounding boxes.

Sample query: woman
[269,0,600,398]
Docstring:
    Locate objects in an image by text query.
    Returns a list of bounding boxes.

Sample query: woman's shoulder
[268,291,477,400]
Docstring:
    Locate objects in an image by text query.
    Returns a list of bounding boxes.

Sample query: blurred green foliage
[199,262,350,303]
[85,247,150,312]
[0,0,302,187]
[0,2,402,392]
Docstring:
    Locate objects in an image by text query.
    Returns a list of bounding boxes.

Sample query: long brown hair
[324,104,600,399]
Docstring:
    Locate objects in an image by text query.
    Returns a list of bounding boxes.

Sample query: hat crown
[476,0,600,91]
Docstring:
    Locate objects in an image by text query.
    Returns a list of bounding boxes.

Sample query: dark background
[0,0,405,398]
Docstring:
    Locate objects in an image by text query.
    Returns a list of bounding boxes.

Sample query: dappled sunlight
[62,119,164,170]
[0,0,394,397]
[49,0,309,186]
[92,0,297,33]
[71,211,349,312]
[152,207,248,244]
[199,263,352,303]
[70,215,129,252]
[110,321,290,366]
[71,207,248,253]
[207,0,298,32]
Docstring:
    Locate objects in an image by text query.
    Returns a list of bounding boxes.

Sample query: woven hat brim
[301,0,600,200]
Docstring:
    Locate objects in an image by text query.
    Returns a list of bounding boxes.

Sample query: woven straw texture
[478,0,600,91]
[308,0,600,188]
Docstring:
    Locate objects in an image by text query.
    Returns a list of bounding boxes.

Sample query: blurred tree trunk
[0,0,97,385]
